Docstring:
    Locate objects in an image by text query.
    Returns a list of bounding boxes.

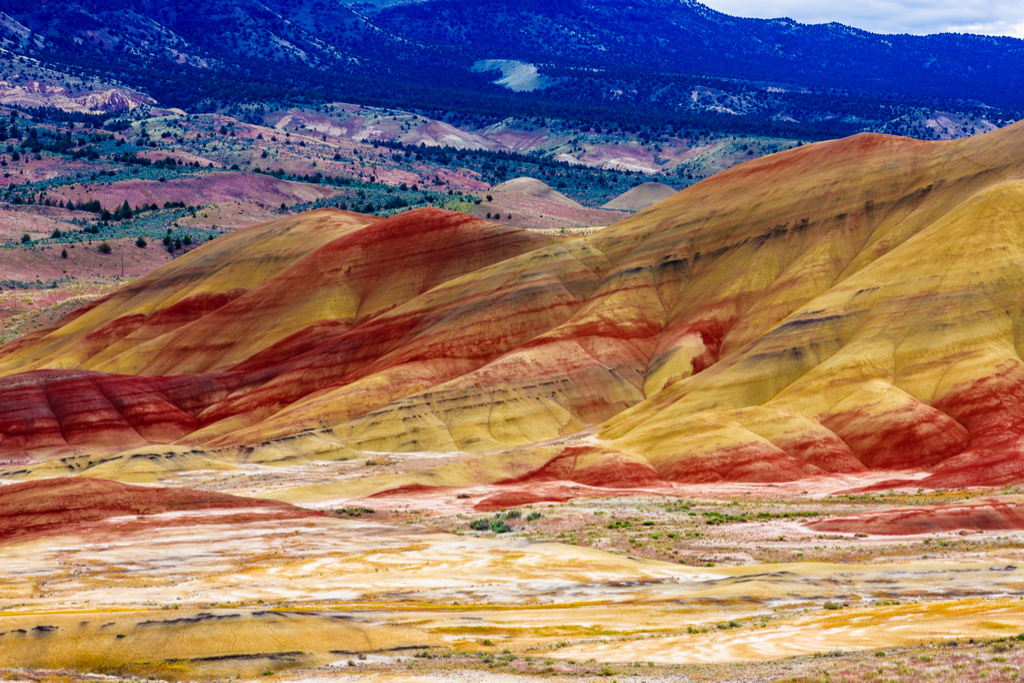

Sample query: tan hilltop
[493,176,583,206]
[601,181,678,211]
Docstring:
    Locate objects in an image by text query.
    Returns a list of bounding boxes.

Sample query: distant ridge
[602,182,678,212]
[3,0,1023,144]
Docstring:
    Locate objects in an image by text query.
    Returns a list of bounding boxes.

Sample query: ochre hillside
[4,123,1024,491]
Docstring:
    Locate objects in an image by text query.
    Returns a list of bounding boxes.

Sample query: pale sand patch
[3,501,1024,676]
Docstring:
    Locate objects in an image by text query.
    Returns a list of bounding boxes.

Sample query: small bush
[469,511,515,533]
[61,248,68,259]
[336,507,375,517]
[136,236,147,248]
[98,242,112,254]
[20,233,30,243]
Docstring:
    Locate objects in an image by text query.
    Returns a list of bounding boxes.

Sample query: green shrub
[336,507,375,517]
[469,511,515,533]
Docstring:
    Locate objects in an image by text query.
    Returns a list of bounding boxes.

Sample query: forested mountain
[1,0,1021,137]
[375,0,1024,108]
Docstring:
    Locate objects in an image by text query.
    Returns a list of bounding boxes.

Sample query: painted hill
[5,122,1024,493]
[0,207,563,464]
[806,497,1024,535]
[601,182,677,211]
[0,477,318,545]
[493,177,583,207]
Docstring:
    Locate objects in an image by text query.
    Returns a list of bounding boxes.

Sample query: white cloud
[701,0,1024,37]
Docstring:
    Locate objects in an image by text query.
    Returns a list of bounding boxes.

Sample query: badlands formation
[5,123,1024,491]
[6,124,1024,680]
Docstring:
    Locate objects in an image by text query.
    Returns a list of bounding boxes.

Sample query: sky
[701,1,1024,37]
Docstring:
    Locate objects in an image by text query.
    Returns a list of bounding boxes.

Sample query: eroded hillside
[3,123,1024,496]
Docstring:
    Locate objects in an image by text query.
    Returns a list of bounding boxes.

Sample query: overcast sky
[701,1,1024,37]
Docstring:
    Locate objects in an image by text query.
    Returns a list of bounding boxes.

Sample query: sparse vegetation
[469,510,518,534]
[336,507,375,517]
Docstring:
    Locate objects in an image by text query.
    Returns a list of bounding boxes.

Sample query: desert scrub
[336,506,375,517]
[703,511,748,525]
[468,510,517,533]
